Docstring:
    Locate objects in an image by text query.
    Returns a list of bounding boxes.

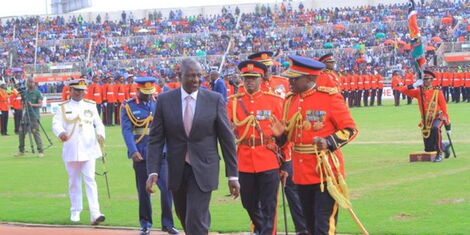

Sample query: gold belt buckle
[249,136,256,149]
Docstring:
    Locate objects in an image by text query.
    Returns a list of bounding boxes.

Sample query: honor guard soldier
[125,74,138,99]
[369,71,378,106]
[248,51,290,97]
[121,77,179,235]
[404,68,414,104]
[227,61,286,235]
[248,53,309,233]
[317,53,342,90]
[86,75,103,115]
[399,70,451,162]
[271,55,358,234]
[391,71,404,106]
[362,70,371,107]
[114,75,126,125]
[102,76,116,126]
[61,79,71,101]
[348,71,358,107]
[376,70,384,106]
[52,79,106,225]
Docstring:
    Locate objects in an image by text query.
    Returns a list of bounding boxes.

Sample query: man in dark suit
[146,58,240,235]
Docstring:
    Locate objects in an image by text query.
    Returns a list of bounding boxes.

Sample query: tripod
[18,92,53,154]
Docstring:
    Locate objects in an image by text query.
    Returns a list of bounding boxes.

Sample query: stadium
[0,0,469,234]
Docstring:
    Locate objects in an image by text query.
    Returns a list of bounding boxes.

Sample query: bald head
[180,58,203,94]
[180,58,201,75]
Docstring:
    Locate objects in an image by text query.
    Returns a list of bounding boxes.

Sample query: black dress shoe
[140,227,150,235]
[162,226,179,234]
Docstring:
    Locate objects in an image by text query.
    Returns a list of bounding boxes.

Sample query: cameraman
[14,77,44,158]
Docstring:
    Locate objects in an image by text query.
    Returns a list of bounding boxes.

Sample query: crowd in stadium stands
[0,0,469,91]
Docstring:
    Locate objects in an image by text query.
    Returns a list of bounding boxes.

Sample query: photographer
[14,77,44,158]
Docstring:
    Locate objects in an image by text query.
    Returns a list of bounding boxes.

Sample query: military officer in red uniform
[317,53,342,91]
[348,71,357,107]
[227,60,285,235]
[249,52,309,234]
[399,70,451,162]
[341,71,350,103]
[61,81,71,101]
[125,74,138,99]
[86,75,103,115]
[391,71,404,106]
[355,70,364,107]
[114,75,127,125]
[404,68,414,104]
[101,76,116,126]
[248,51,290,97]
[271,55,358,234]
[369,71,378,106]
[376,71,384,106]
[362,70,372,107]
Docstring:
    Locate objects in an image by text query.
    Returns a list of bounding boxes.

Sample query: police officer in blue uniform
[121,77,179,235]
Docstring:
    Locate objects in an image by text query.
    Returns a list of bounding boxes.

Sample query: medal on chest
[305,110,326,131]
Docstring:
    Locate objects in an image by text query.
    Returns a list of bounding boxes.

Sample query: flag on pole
[408,2,426,75]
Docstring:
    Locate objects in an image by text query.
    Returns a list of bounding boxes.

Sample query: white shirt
[52,99,105,162]
[181,87,198,119]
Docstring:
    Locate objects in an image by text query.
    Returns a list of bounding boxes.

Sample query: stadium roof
[0,0,279,17]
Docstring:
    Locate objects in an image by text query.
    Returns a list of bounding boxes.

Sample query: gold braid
[282,94,303,141]
[313,147,352,209]
[231,98,257,143]
[124,103,153,144]
[60,104,80,140]
[421,90,439,138]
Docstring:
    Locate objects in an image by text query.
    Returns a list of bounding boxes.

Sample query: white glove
[413,79,423,88]
[446,130,451,135]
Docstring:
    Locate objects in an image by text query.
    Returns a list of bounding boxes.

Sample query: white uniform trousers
[65,160,101,220]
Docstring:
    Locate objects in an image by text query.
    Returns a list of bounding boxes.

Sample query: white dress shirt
[180,87,198,120]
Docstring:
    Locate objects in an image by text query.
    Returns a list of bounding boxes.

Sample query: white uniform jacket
[52,99,105,162]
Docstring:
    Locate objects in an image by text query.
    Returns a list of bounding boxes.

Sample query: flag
[408,3,426,74]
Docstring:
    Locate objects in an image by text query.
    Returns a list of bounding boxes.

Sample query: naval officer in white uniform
[52,79,106,225]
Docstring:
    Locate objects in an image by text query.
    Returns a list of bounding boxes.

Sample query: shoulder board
[58,100,71,106]
[316,86,339,95]
[285,92,295,99]
[262,91,283,99]
[124,97,136,105]
[228,93,245,99]
[83,99,96,104]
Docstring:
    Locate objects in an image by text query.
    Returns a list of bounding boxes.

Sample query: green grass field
[0,100,469,234]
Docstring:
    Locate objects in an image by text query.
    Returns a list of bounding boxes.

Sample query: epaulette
[316,86,339,95]
[83,99,96,104]
[285,92,295,99]
[262,91,283,99]
[58,100,71,106]
[228,93,245,100]
[123,97,136,105]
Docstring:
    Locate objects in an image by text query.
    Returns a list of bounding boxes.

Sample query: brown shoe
[38,153,44,158]
[14,152,26,157]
